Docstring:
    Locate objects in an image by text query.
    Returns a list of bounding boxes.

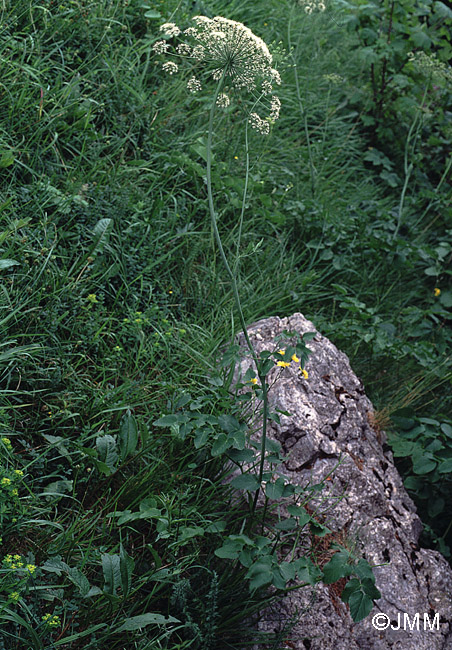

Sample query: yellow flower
[291,353,300,363]
[248,377,258,385]
[301,368,308,379]
[277,349,285,355]
[86,294,98,303]
[434,287,441,297]
[12,488,18,497]
[1,437,12,450]
[42,613,61,627]
[14,470,24,477]
[8,591,20,603]
[26,564,36,575]
[277,361,291,368]
[234,156,238,160]
[1,477,11,487]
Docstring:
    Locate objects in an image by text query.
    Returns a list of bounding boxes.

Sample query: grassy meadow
[0,0,451,647]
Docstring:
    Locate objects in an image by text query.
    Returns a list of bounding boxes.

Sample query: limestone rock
[233,313,452,650]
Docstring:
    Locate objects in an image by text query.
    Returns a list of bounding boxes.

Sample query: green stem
[206,80,269,515]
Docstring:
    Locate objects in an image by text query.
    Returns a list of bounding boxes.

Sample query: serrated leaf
[119,409,138,461]
[115,613,179,633]
[102,553,121,596]
[231,473,260,491]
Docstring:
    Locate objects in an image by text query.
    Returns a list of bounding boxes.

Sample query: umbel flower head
[153,15,281,135]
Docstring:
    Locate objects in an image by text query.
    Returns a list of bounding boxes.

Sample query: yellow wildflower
[1,437,12,450]
[9,591,20,602]
[277,349,285,355]
[301,369,308,379]
[291,353,300,363]
[434,287,441,297]
[26,564,37,575]
[277,361,291,368]
[14,470,24,477]
[12,488,18,497]
[42,613,61,627]
[86,294,98,303]
[248,377,258,385]
[1,477,11,487]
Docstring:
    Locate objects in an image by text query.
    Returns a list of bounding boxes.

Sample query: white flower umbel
[152,14,281,134]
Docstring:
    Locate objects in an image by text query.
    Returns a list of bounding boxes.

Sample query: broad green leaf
[438,459,452,474]
[218,414,241,433]
[211,433,231,456]
[119,409,138,460]
[287,505,311,526]
[227,448,255,463]
[115,613,179,633]
[412,455,437,475]
[102,553,121,596]
[246,557,273,591]
[265,477,285,500]
[153,413,189,427]
[322,550,353,584]
[274,518,297,531]
[96,435,118,471]
[279,561,296,581]
[68,567,91,597]
[0,259,19,269]
[231,473,260,491]
[347,587,374,622]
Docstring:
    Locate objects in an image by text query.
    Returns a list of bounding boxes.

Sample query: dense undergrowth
[0,0,451,647]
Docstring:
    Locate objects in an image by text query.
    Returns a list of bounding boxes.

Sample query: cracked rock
[232,313,452,650]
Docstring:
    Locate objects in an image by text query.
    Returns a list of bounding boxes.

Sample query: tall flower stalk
[153,15,281,515]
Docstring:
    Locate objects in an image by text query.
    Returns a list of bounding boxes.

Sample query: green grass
[0,0,451,647]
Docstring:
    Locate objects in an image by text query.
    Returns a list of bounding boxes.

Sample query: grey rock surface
[233,313,452,650]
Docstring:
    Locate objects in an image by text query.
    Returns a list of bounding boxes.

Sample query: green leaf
[153,414,189,427]
[294,556,321,585]
[246,557,273,591]
[96,435,118,471]
[347,587,375,622]
[274,518,297,531]
[102,553,121,596]
[0,259,19,269]
[89,218,113,256]
[231,473,260,491]
[227,448,255,463]
[438,459,452,474]
[119,544,135,598]
[211,433,231,456]
[440,422,452,439]
[218,414,240,433]
[286,505,311,527]
[67,567,91,597]
[0,152,15,168]
[265,477,285,500]
[118,409,138,460]
[412,455,437,475]
[115,613,179,633]
[322,550,353,583]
